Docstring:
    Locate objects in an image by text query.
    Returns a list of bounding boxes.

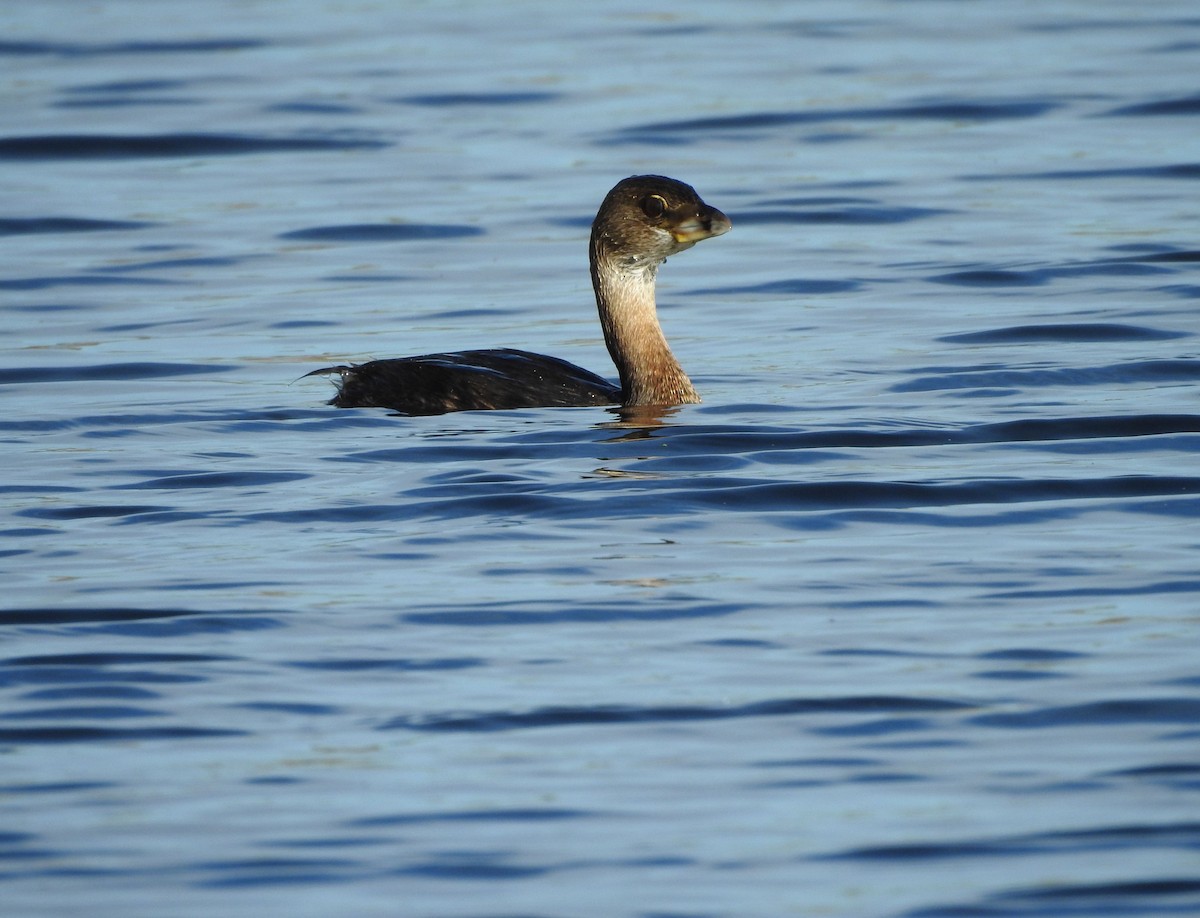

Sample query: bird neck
[590,240,699,406]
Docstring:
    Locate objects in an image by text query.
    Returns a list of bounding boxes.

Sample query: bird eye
[640,194,667,219]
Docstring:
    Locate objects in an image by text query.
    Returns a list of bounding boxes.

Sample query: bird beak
[671,206,732,244]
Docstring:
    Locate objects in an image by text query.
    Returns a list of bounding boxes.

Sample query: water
[3,2,1199,916]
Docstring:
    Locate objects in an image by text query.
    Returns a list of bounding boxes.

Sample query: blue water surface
[3,2,1199,916]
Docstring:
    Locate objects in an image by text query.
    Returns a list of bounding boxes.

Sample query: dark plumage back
[310,348,620,416]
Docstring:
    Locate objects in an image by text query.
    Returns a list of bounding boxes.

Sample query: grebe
[306,175,730,415]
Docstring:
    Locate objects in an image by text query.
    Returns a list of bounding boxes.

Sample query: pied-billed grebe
[306,175,730,415]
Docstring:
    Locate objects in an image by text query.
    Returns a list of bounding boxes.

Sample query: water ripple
[687,277,860,296]
[112,471,308,490]
[0,606,275,627]
[0,726,247,743]
[734,204,946,226]
[909,876,1200,917]
[287,657,484,672]
[892,359,1200,392]
[0,362,233,385]
[0,132,387,160]
[261,474,1200,528]
[396,91,561,106]
[971,698,1200,728]
[349,807,589,828]
[399,598,741,626]
[827,820,1200,860]
[279,223,484,242]
[963,162,1200,181]
[603,99,1057,144]
[1106,93,1200,116]
[384,695,972,732]
[0,217,156,236]
[0,38,267,57]
[0,274,180,290]
[939,323,1188,344]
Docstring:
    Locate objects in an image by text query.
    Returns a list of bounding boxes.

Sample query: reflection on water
[3,1,1200,916]
[603,403,686,432]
